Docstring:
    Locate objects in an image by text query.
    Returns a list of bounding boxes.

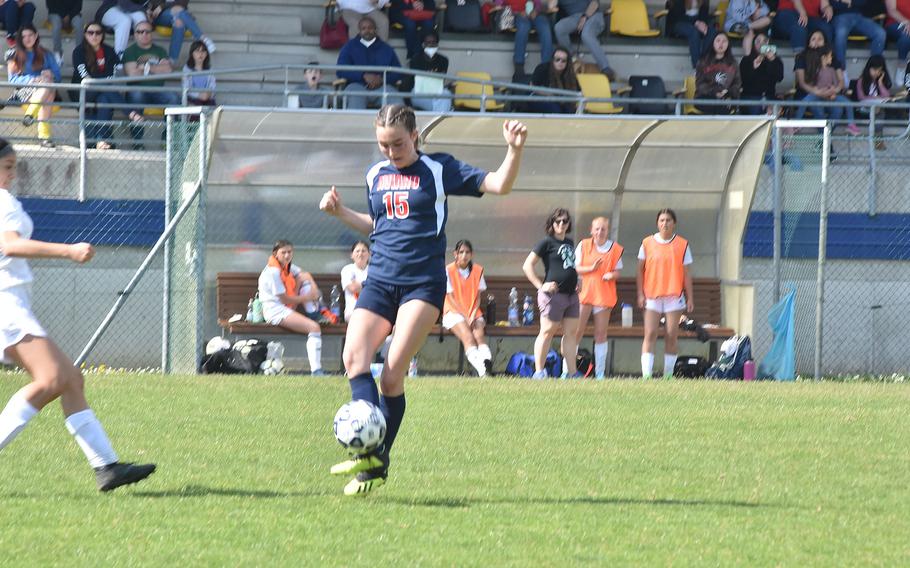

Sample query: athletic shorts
[0,284,47,364]
[590,305,612,315]
[356,278,446,325]
[441,312,485,330]
[645,294,687,314]
[537,290,580,322]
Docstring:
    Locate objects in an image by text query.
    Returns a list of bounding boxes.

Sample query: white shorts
[645,294,687,314]
[591,305,610,315]
[265,305,294,327]
[442,312,485,330]
[0,284,47,364]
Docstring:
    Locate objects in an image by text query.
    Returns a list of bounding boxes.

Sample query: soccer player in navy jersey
[320,104,527,496]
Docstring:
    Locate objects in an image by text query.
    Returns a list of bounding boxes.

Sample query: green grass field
[1,372,908,566]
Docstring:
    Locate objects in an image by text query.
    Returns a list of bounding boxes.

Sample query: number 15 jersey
[365,152,487,286]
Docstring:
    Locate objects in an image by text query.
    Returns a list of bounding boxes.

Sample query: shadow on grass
[385,495,773,509]
[131,484,332,499]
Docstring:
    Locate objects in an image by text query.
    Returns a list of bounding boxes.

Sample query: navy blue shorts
[355,278,446,325]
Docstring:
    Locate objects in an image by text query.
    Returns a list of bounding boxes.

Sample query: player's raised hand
[319,185,342,216]
[69,242,94,264]
[503,120,527,150]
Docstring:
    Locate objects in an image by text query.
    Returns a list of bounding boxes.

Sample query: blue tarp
[758,288,796,381]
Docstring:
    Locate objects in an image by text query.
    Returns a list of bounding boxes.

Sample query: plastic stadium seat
[609,0,661,37]
[673,75,702,115]
[144,108,165,117]
[155,25,192,38]
[577,73,623,114]
[628,75,672,114]
[454,72,504,111]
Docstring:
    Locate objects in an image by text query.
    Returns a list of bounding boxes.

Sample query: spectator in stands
[793,29,837,99]
[831,0,885,66]
[666,0,716,69]
[573,216,623,380]
[502,0,553,79]
[259,239,326,376]
[554,0,616,81]
[95,0,148,58]
[6,25,60,148]
[529,45,579,113]
[771,0,833,54]
[337,17,402,110]
[147,0,216,63]
[341,240,370,322]
[636,208,693,379]
[47,0,83,64]
[390,0,436,59]
[885,0,910,62]
[123,21,180,142]
[338,0,390,41]
[695,32,741,113]
[854,54,892,143]
[401,31,452,112]
[739,33,783,113]
[288,61,327,108]
[724,0,771,53]
[523,208,582,379]
[182,39,215,106]
[72,22,141,150]
[795,44,861,133]
[443,240,493,377]
[0,0,36,47]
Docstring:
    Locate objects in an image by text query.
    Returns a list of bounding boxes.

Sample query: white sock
[465,346,486,376]
[64,409,118,468]
[478,343,492,362]
[594,342,608,378]
[664,354,678,378]
[0,391,39,451]
[307,332,323,372]
[641,353,654,378]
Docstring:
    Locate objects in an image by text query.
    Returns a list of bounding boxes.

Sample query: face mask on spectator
[423,47,438,58]
[360,37,377,48]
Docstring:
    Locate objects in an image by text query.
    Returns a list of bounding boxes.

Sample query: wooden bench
[217,272,735,373]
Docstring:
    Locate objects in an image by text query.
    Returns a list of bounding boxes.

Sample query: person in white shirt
[338,0,390,40]
[340,240,370,322]
[258,239,325,375]
[0,139,155,491]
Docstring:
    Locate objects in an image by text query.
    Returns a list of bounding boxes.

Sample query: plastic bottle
[486,294,497,325]
[246,298,254,321]
[408,357,418,377]
[266,341,285,361]
[522,294,534,326]
[329,285,342,319]
[251,293,264,323]
[508,287,519,327]
[621,303,633,327]
[743,360,756,381]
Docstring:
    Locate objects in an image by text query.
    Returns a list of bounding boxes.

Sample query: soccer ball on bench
[333,400,386,455]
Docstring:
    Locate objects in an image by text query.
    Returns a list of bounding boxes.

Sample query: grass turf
[0,373,908,565]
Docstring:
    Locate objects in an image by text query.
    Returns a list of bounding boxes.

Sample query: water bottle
[743,360,756,381]
[621,303,633,327]
[408,357,418,377]
[485,294,497,325]
[251,292,264,323]
[329,285,342,319]
[508,287,519,327]
[522,294,534,326]
[266,341,285,361]
[245,298,254,321]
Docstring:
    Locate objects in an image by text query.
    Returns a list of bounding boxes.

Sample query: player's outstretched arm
[480,120,527,196]
[319,186,373,235]
[1,231,94,263]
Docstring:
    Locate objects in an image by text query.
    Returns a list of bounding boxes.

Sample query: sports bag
[445,0,484,31]
[674,355,709,378]
[706,336,752,380]
[320,6,348,50]
[506,351,535,377]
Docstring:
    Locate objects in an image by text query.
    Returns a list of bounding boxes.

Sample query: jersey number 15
[382,191,410,220]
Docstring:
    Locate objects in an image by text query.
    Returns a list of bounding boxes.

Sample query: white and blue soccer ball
[260,358,285,376]
[333,400,386,455]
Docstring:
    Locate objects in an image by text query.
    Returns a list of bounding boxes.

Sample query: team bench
[216,272,736,372]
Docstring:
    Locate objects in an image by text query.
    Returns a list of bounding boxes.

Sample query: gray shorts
[537,290,580,322]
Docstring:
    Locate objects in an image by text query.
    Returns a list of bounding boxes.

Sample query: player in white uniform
[0,139,155,491]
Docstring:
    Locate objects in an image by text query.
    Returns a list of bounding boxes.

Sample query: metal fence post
[868,108,877,216]
[195,111,208,370]
[772,121,782,303]
[162,114,173,373]
[814,124,831,380]
[78,86,87,202]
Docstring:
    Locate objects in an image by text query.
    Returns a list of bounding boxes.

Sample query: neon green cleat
[330,453,385,476]
[343,471,387,497]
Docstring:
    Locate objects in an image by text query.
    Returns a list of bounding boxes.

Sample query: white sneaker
[201,35,216,54]
[531,370,548,380]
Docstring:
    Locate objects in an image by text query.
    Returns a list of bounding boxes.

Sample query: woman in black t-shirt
[522,208,581,379]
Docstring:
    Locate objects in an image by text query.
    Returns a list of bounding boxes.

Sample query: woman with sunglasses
[529,45,579,114]
[72,22,142,149]
[522,208,581,379]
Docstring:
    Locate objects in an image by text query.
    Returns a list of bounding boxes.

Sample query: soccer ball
[233,339,260,358]
[260,358,285,375]
[333,400,386,455]
[205,336,231,355]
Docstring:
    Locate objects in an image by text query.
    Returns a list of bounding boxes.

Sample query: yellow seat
[609,0,661,37]
[20,104,61,113]
[144,107,165,117]
[155,25,192,38]
[674,75,702,115]
[453,72,504,111]
[577,73,623,114]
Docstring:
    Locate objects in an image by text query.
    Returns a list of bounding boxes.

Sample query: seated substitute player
[573,216,623,380]
[443,239,493,377]
[340,240,370,323]
[319,104,527,496]
[258,239,326,375]
[0,139,155,491]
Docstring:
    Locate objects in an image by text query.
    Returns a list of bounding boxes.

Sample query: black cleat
[483,358,493,376]
[95,462,156,492]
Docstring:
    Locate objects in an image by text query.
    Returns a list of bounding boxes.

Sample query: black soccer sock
[379,393,406,454]
[349,372,379,405]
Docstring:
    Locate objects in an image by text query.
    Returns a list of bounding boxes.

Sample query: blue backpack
[505,350,562,377]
